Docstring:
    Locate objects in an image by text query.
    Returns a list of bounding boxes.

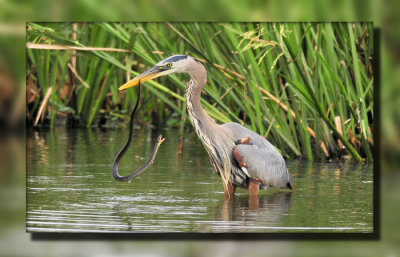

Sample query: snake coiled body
[112,82,165,182]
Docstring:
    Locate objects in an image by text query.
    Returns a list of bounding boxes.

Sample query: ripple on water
[26,128,374,233]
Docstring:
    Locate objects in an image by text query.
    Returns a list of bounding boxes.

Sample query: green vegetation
[26,22,373,161]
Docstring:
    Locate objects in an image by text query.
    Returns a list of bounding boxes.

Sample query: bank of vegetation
[26,22,373,161]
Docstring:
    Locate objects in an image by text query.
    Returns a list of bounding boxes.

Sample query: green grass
[26,22,373,161]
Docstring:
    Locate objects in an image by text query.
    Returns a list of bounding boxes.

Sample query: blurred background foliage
[1,0,400,256]
[26,22,373,162]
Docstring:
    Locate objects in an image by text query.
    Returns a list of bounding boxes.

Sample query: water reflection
[216,192,292,223]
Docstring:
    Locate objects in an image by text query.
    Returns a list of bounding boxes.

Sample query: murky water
[26,127,373,233]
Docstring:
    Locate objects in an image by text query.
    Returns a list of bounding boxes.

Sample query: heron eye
[167,63,172,67]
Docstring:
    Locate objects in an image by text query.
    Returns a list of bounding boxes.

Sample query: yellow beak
[119,66,163,90]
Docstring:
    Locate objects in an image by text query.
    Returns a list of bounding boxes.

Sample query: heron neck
[186,64,218,133]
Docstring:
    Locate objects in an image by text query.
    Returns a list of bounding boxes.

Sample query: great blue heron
[118,55,293,199]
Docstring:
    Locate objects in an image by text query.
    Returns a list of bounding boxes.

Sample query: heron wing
[223,122,292,188]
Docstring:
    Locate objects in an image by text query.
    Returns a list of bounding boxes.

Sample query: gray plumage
[223,122,292,188]
[179,56,292,190]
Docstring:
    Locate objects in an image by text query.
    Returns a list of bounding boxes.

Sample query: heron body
[119,55,292,198]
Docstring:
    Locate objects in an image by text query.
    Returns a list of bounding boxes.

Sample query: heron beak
[119,66,164,90]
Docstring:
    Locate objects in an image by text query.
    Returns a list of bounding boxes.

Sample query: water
[26,127,373,233]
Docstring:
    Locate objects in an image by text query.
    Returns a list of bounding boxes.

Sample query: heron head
[119,55,197,90]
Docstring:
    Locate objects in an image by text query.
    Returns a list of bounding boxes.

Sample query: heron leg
[224,181,236,201]
[248,179,260,208]
[248,179,259,197]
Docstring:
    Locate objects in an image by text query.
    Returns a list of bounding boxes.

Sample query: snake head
[157,135,166,146]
